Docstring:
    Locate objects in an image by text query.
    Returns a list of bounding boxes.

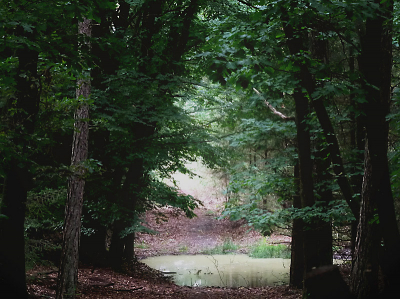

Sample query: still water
[142,254,290,287]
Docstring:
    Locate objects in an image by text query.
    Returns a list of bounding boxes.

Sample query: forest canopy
[1,1,400,299]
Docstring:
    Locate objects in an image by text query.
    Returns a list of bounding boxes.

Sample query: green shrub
[249,240,290,259]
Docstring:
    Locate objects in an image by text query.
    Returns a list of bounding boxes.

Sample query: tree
[196,1,398,297]
[0,2,42,296]
[0,0,84,295]
[200,1,339,288]
[0,31,39,299]
[352,1,400,297]
[56,17,91,299]
[66,0,221,271]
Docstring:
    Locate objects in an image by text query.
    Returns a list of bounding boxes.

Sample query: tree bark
[351,141,380,299]
[352,1,400,296]
[0,41,39,299]
[56,18,91,299]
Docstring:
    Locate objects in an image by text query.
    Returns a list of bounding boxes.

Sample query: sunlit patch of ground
[138,162,291,258]
[166,161,228,210]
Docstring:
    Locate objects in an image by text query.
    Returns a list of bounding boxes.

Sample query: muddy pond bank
[134,208,291,259]
[135,208,293,289]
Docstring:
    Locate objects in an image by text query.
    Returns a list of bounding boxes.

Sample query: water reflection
[141,254,290,287]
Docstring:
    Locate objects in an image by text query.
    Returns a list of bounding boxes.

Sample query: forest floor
[27,170,302,298]
[27,204,301,298]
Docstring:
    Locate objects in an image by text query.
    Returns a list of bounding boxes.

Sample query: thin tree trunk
[311,97,359,219]
[314,145,333,267]
[56,18,91,299]
[290,162,304,288]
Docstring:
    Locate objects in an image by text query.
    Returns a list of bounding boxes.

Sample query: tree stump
[304,265,353,299]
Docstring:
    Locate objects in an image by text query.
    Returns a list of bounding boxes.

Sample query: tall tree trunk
[109,158,146,270]
[292,85,317,276]
[349,54,364,258]
[281,11,331,293]
[79,224,108,266]
[81,4,124,267]
[310,32,333,268]
[0,164,29,299]
[0,40,39,298]
[352,1,400,296]
[351,141,380,299]
[280,6,360,221]
[56,18,91,299]
[109,220,126,271]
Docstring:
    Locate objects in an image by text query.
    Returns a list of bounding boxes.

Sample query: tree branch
[253,88,295,121]
[237,0,259,9]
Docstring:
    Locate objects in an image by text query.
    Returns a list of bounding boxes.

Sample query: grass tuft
[178,245,188,253]
[135,242,150,249]
[202,238,239,255]
[249,239,290,259]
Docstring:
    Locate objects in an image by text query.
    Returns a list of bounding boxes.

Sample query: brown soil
[135,207,291,258]
[28,204,299,299]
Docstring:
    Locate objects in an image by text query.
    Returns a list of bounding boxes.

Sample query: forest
[1,0,400,298]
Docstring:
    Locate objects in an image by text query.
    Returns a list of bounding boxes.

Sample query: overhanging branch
[237,0,259,9]
[253,88,295,121]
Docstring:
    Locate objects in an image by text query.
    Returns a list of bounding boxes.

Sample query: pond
[141,254,290,288]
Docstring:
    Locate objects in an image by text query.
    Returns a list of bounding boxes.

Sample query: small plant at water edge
[202,238,239,255]
[179,244,188,252]
[135,242,149,249]
[249,240,290,259]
